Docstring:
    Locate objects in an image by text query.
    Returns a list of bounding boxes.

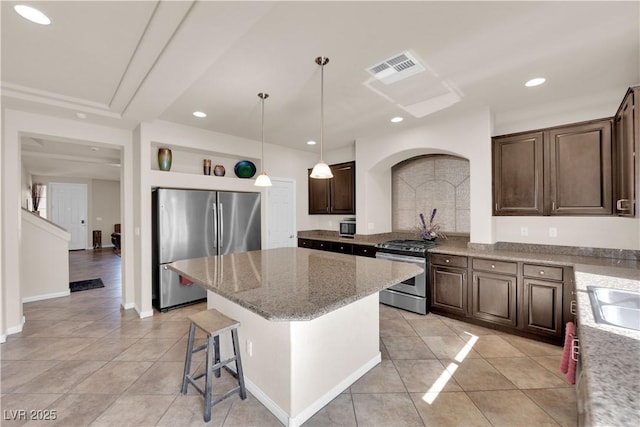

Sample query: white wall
[21,164,31,210]
[355,107,494,244]
[1,108,4,342]
[494,216,639,250]
[21,210,70,301]
[92,179,121,247]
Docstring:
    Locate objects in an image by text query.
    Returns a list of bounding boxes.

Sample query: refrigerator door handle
[213,202,218,250]
[219,202,224,251]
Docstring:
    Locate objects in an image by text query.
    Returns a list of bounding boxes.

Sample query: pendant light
[254,92,272,187]
[310,56,333,179]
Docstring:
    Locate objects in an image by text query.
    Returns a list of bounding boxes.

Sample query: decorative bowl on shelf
[234,160,256,178]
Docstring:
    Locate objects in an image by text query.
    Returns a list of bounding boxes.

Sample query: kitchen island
[168,247,422,427]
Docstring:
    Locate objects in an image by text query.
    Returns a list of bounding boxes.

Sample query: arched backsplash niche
[392,154,470,233]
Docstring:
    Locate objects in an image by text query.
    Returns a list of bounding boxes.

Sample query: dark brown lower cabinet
[297,238,376,258]
[430,253,469,317]
[430,265,467,316]
[330,241,353,254]
[522,278,563,338]
[471,271,517,327]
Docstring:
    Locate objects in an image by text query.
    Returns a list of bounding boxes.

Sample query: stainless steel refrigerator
[152,188,261,311]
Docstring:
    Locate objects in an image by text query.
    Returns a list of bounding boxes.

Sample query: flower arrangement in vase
[419,209,446,241]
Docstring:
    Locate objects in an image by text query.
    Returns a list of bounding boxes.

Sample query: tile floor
[0,249,577,426]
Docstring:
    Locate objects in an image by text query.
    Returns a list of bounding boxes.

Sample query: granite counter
[168,246,422,321]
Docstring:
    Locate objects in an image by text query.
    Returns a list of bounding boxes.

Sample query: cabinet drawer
[523,264,563,281]
[315,240,330,251]
[472,258,517,275]
[298,238,315,249]
[353,245,376,257]
[431,253,468,268]
[330,241,353,254]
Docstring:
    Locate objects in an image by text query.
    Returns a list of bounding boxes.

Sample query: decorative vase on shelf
[214,165,226,176]
[203,159,212,175]
[158,148,172,171]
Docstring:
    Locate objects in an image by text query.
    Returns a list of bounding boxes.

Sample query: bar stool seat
[181,309,247,422]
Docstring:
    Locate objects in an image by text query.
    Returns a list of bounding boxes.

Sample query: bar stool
[181,309,247,422]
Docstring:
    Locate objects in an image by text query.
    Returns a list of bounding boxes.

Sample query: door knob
[81,220,85,224]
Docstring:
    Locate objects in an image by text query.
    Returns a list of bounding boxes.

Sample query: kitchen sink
[587,287,640,331]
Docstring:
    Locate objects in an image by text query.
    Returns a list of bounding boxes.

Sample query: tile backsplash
[392,155,470,233]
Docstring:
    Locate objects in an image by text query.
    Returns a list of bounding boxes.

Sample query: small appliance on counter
[375,239,437,314]
[339,218,356,238]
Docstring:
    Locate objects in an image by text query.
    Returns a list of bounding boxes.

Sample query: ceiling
[3,1,639,180]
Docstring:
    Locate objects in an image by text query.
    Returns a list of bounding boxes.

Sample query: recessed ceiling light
[193,111,207,118]
[307,140,317,145]
[14,5,51,25]
[525,77,546,87]
[391,116,404,123]
[76,112,87,119]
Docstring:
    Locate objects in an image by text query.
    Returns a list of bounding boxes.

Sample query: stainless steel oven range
[375,239,437,315]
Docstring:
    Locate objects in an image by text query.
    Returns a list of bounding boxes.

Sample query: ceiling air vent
[367,51,425,85]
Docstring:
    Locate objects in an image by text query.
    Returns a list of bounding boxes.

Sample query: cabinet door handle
[552,201,556,210]
[539,270,545,275]
[617,199,630,211]
[445,259,450,263]
[571,338,580,362]
[491,264,495,269]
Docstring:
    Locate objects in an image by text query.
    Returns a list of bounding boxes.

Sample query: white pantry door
[266,179,296,248]
[50,183,88,250]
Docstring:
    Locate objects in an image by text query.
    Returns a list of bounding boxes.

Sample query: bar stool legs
[181,309,247,422]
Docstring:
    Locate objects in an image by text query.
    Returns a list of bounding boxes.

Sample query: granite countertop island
[168,246,422,427]
[169,246,422,321]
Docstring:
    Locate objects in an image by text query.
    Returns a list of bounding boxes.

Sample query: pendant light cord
[261,95,265,170]
[320,60,324,162]
[258,92,269,174]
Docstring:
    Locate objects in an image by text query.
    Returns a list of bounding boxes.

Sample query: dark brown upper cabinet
[493,132,544,215]
[546,119,612,215]
[613,87,638,217]
[493,119,613,216]
[308,161,355,215]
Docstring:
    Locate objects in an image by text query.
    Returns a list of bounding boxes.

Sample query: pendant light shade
[255,92,272,187]
[310,56,333,179]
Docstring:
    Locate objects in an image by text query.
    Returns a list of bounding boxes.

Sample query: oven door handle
[376,252,425,265]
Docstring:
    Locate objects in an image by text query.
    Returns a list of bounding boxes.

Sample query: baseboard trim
[121,302,135,310]
[22,290,70,303]
[227,353,382,427]
[135,306,154,318]
[6,316,26,335]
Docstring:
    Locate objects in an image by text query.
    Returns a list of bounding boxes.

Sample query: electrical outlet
[246,339,253,357]
[520,226,528,236]
[549,227,558,237]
